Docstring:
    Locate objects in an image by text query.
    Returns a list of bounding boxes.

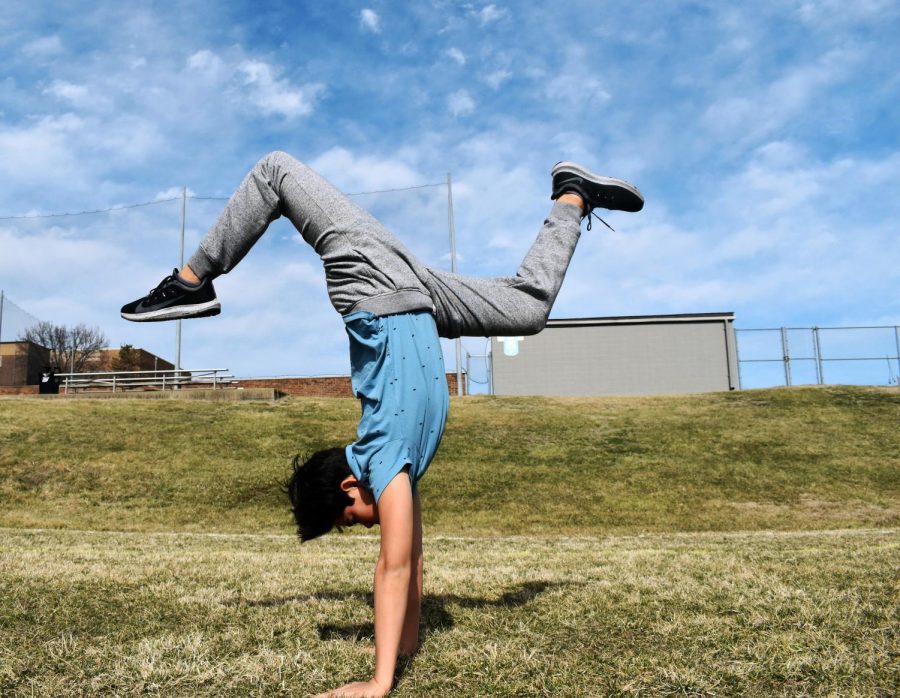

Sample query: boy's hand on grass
[312,679,389,697]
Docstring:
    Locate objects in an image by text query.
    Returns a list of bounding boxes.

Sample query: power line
[347,182,445,196]
[0,197,181,221]
[0,182,448,220]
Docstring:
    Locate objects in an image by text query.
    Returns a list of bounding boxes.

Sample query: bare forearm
[373,559,411,689]
[399,554,422,653]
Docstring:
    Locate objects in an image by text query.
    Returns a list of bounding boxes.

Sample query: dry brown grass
[1,527,896,696]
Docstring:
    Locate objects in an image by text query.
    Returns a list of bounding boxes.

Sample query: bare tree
[19,322,108,373]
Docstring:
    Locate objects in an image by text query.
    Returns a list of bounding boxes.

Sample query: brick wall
[0,385,40,395]
[87,348,174,372]
[233,371,465,397]
[0,342,51,386]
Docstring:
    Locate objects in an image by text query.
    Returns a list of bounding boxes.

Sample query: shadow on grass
[231,580,556,648]
[317,580,555,643]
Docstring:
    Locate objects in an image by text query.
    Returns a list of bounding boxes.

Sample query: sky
[1,0,898,387]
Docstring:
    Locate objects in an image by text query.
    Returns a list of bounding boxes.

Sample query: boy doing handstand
[121,152,643,697]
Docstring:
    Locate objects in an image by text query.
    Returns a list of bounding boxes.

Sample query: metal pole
[447,173,463,396]
[488,345,493,395]
[722,320,735,390]
[175,187,186,386]
[0,290,4,344]
[780,327,791,386]
[813,326,824,385]
[733,328,743,390]
[894,326,900,382]
[465,351,470,396]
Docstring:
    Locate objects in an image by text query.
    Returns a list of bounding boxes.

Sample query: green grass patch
[1,386,897,695]
[1,387,897,535]
[0,528,895,696]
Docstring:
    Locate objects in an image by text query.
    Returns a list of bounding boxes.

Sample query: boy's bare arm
[372,472,414,690]
[399,494,423,655]
[314,472,413,698]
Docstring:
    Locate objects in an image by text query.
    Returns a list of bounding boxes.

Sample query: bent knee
[259,150,300,169]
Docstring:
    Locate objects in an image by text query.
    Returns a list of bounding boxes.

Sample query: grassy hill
[1,386,897,535]
[1,386,897,696]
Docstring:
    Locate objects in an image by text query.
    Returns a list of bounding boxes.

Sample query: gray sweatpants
[188,151,583,339]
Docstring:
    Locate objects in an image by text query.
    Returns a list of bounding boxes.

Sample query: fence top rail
[57,368,229,378]
[737,325,899,332]
[61,374,235,383]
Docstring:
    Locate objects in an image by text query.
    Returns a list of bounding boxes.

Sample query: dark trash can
[39,368,60,394]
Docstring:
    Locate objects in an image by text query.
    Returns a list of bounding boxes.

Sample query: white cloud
[542,45,611,109]
[44,81,91,107]
[360,9,381,33]
[702,46,862,146]
[21,35,63,58]
[545,75,610,106]
[446,47,466,66]
[0,115,83,186]
[187,49,225,76]
[796,0,898,26]
[478,4,507,25]
[309,147,425,192]
[448,89,475,117]
[154,187,196,201]
[483,69,511,89]
[238,60,324,119]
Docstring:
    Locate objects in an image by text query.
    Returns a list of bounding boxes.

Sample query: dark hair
[284,448,354,542]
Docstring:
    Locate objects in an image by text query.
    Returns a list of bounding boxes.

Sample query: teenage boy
[121,152,642,697]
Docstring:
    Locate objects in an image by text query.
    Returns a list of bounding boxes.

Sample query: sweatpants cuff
[187,247,220,281]
[551,198,585,222]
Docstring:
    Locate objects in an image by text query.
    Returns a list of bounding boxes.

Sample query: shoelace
[146,272,179,302]
[586,209,615,232]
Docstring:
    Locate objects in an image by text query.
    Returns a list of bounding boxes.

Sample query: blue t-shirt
[344,310,449,502]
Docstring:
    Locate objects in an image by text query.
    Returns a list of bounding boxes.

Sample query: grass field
[1,386,898,696]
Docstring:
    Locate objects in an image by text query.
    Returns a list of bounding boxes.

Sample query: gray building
[491,312,738,396]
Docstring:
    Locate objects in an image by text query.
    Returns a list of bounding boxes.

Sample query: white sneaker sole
[121,299,221,322]
[551,161,642,200]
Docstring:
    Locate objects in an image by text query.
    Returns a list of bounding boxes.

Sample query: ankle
[178,265,202,285]
[557,192,586,215]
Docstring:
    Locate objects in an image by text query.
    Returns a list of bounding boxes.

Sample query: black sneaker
[551,161,644,213]
[121,269,220,322]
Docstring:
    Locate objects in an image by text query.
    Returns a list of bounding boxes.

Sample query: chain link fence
[0,293,43,344]
[735,326,900,389]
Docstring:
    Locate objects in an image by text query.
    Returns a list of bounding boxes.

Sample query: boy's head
[284,447,378,542]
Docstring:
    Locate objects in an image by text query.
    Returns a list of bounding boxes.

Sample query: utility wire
[347,182,445,196]
[0,182,448,220]
[0,197,181,220]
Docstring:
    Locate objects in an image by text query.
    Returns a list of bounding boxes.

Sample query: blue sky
[1,0,898,384]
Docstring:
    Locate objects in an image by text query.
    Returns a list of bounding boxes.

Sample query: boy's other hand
[312,679,389,697]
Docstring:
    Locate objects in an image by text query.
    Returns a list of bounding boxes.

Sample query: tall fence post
[175,187,186,390]
[895,326,900,381]
[447,173,463,397]
[733,328,743,390]
[813,326,824,385]
[780,327,792,386]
